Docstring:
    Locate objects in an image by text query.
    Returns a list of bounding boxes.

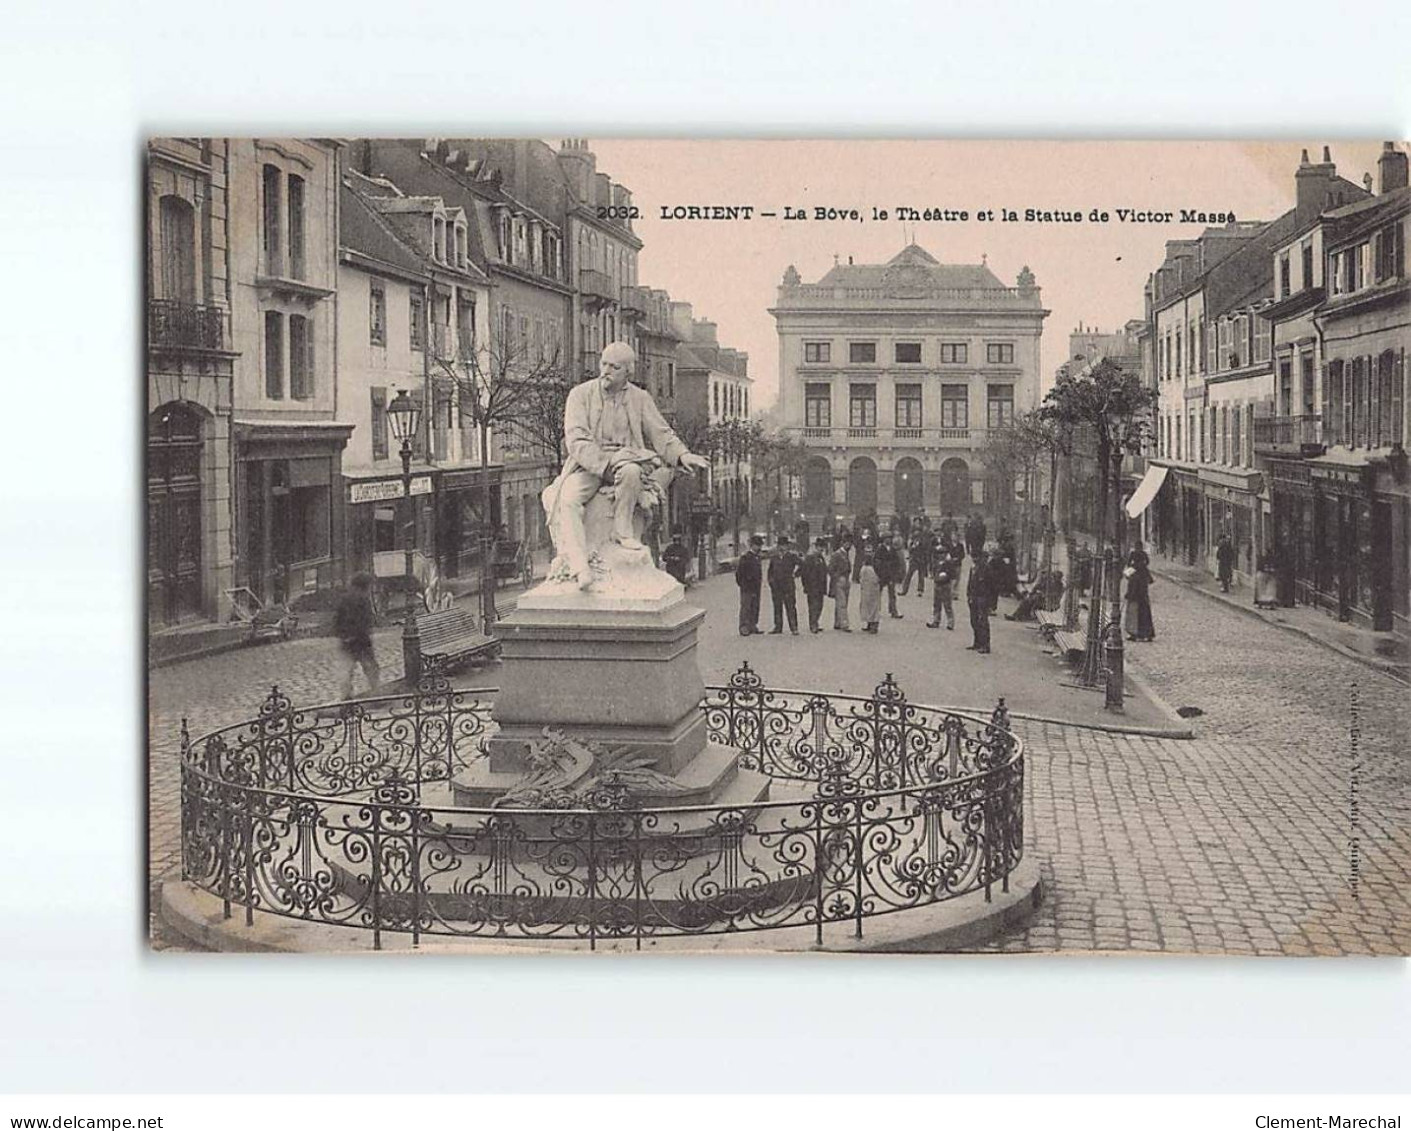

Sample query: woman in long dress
[858,551,882,634]
[1123,542,1155,641]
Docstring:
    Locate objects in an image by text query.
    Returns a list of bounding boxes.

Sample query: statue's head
[599,342,637,391]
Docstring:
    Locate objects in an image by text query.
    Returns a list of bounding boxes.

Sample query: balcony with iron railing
[619,285,648,319]
[147,299,229,352]
[799,425,988,448]
[1253,414,1324,454]
[579,268,616,305]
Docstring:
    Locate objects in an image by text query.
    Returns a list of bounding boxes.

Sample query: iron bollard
[402,618,422,687]
[1103,618,1125,712]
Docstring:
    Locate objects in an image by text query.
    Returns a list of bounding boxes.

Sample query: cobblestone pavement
[148,573,1411,955]
[977,574,1411,955]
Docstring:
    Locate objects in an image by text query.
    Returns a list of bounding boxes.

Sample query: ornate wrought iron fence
[178,664,1024,950]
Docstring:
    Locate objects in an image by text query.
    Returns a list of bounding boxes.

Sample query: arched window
[804,457,833,512]
[894,457,923,517]
[158,195,196,303]
[848,457,877,515]
[939,458,970,515]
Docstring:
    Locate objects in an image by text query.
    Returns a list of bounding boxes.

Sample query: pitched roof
[339,180,428,282]
[815,243,1009,290]
[1322,185,1411,246]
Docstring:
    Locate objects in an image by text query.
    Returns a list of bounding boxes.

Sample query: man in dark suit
[800,537,830,633]
[736,534,764,635]
[877,534,905,619]
[768,535,802,634]
[966,549,993,654]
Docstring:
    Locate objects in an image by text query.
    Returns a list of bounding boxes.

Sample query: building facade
[672,306,752,539]
[772,244,1048,529]
[146,138,240,628]
[354,140,572,552]
[337,170,495,586]
[1148,147,1374,592]
[1259,144,1410,636]
[227,138,352,610]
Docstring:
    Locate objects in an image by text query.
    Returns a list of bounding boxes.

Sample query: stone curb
[1150,566,1408,686]
[158,860,1042,956]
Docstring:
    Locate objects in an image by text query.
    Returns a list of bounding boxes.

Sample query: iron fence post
[370,804,383,952]
[1104,619,1126,713]
[587,811,599,953]
[853,796,864,940]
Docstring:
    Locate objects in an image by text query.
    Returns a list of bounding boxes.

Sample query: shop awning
[1124,464,1169,518]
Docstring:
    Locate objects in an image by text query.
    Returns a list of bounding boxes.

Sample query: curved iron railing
[177,663,1024,950]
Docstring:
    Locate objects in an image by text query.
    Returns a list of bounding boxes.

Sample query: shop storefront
[1302,455,1402,633]
[234,420,352,606]
[343,469,436,581]
[437,465,503,579]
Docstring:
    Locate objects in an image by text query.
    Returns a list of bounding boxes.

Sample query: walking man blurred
[335,573,381,699]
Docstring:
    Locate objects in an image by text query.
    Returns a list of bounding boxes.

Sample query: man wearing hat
[736,534,764,635]
[800,537,830,634]
[767,535,802,635]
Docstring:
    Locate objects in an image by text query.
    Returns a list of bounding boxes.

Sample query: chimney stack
[1295,144,1339,218]
[1379,141,1409,194]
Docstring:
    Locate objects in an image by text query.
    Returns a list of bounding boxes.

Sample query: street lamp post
[386,388,423,684]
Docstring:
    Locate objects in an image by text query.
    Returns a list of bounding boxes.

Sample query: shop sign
[350,479,404,504]
[350,475,435,504]
[1309,463,1370,494]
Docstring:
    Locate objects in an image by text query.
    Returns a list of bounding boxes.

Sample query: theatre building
[772,244,1048,529]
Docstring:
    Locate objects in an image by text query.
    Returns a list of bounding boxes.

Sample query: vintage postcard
[145,138,1410,955]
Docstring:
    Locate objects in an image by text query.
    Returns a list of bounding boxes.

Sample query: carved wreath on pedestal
[492,727,692,811]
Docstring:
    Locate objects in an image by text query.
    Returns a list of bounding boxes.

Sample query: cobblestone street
[148,573,1411,954]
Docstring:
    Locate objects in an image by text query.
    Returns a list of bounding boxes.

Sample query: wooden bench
[1050,628,1089,662]
[406,607,499,683]
[1035,608,1066,639]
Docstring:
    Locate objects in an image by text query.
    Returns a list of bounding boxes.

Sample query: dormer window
[433,216,446,263]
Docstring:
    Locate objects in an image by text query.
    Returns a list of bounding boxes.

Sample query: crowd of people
[731,512,1059,655]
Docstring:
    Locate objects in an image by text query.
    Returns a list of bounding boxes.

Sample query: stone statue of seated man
[542,342,711,590]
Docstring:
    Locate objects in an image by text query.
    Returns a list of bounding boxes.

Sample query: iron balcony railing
[579,268,616,303]
[619,285,648,318]
[800,426,985,446]
[148,299,227,351]
[1253,414,1323,450]
[176,664,1024,950]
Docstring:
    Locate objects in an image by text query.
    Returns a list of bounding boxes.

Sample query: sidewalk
[1149,557,1409,684]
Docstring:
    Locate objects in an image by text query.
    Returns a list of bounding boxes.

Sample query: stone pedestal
[453,525,767,810]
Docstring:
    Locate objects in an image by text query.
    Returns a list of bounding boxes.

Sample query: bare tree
[432,337,569,624]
